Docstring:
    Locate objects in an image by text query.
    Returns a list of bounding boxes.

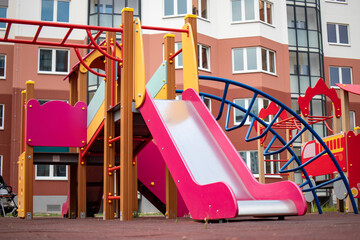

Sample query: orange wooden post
[68,73,78,219]
[24,80,34,219]
[103,31,116,220]
[163,33,178,219]
[257,121,265,184]
[77,71,87,218]
[120,8,134,221]
[20,90,26,153]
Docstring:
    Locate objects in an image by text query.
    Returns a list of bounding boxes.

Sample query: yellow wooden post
[103,32,116,220]
[300,114,312,213]
[77,71,87,218]
[68,73,78,219]
[120,7,134,221]
[257,121,265,184]
[24,80,34,219]
[162,33,178,219]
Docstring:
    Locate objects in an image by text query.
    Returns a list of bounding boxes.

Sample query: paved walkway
[0,212,359,239]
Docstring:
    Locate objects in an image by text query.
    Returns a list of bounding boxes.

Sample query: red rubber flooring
[0,212,359,240]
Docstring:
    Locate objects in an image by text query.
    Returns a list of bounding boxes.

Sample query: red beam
[108,166,120,172]
[142,25,188,33]
[169,48,182,61]
[108,196,121,200]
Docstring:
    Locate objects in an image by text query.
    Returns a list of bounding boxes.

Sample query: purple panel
[26,99,87,147]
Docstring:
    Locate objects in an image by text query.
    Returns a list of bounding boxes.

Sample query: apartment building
[0,0,359,213]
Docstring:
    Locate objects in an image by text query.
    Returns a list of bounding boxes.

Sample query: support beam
[20,90,26,153]
[103,31,116,220]
[286,129,295,182]
[77,71,87,218]
[257,122,265,184]
[120,8,134,221]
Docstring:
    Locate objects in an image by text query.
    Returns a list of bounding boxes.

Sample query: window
[327,23,349,45]
[259,0,272,24]
[0,5,7,29]
[0,104,4,130]
[232,47,275,74]
[41,0,70,22]
[0,55,5,79]
[232,0,255,22]
[38,48,69,74]
[174,42,183,68]
[239,151,258,174]
[265,153,280,174]
[198,44,210,71]
[35,165,67,180]
[233,98,270,125]
[329,66,352,86]
[164,0,187,16]
[326,0,346,3]
[192,0,208,19]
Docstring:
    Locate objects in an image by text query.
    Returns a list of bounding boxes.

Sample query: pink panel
[335,83,360,96]
[26,99,87,147]
[137,141,188,217]
[346,131,360,198]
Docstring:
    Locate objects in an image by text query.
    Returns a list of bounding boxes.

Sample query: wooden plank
[103,31,116,220]
[163,33,177,219]
[120,8,134,221]
[257,121,265,184]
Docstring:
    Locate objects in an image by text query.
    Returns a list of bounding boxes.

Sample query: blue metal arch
[177,75,358,214]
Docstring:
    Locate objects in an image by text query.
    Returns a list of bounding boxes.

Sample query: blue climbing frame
[177,75,358,214]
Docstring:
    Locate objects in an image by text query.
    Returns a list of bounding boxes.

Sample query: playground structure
[0,8,358,220]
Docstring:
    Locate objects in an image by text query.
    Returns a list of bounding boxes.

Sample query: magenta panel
[26,99,87,147]
[346,131,360,198]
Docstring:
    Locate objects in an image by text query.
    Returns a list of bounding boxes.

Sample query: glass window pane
[298,52,308,75]
[100,14,112,27]
[54,165,66,177]
[269,51,275,73]
[297,30,307,47]
[290,75,299,93]
[266,2,272,24]
[295,6,306,29]
[105,4,112,14]
[288,29,296,46]
[239,152,247,164]
[307,8,317,30]
[249,98,258,122]
[329,67,339,86]
[114,0,125,13]
[327,23,337,43]
[176,42,183,67]
[233,48,244,71]
[308,30,319,48]
[201,46,209,69]
[300,76,310,94]
[113,15,121,27]
[41,0,54,21]
[234,99,245,123]
[0,55,5,77]
[287,6,295,28]
[232,0,242,21]
[89,14,98,26]
[341,67,352,84]
[55,50,68,72]
[57,1,69,22]
[0,7,7,28]
[128,0,139,15]
[338,25,349,44]
[250,151,258,174]
[37,165,50,177]
[192,0,199,15]
[311,99,323,116]
[247,47,257,70]
[164,0,174,16]
[309,53,320,76]
[201,0,207,18]
[259,0,265,22]
[245,0,255,20]
[177,0,187,14]
[39,49,52,72]
[289,52,297,75]
[261,48,267,71]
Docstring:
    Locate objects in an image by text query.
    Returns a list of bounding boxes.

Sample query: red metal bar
[32,25,43,43]
[264,159,289,162]
[87,29,122,62]
[74,48,106,78]
[80,120,104,159]
[169,48,182,61]
[60,28,74,45]
[109,136,120,144]
[266,173,289,176]
[108,166,121,172]
[142,25,188,33]
[108,136,151,144]
[4,22,11,40]
[108,196,121,200]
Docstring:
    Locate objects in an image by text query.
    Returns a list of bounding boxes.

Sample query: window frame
[325,0,347,4]
[163,0,188,17]
[41,0,70,23]
[329,66,352,87]
[231,0,256,23]
[0,104,4,130]
[192,0,208,20]
[233,98,270,125]
[0,6,7,29]
[264,153,280,175]
[35,164,68,181]
[232,47,276,75]
[259,0,273,25]
[198,43,211,71]
[174,42,183,69]
[327,23,350,45]
[38,48,70,75]
[0,54,6,79]
[239,150,259,175]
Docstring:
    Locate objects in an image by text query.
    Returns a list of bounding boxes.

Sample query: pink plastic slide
[140,88,307,220]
